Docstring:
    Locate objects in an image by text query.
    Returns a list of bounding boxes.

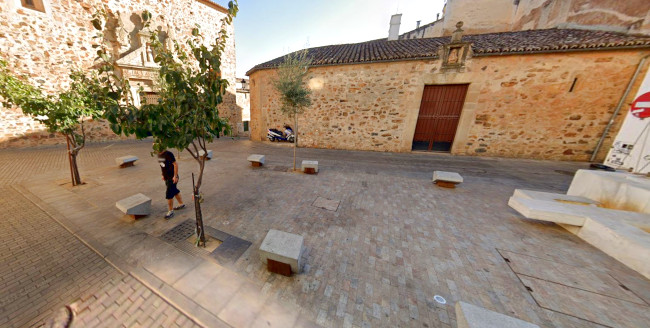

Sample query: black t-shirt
[159,151,176,180]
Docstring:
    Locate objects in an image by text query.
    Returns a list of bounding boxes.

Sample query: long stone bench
[301,160,318,174]
[567,169,650,214]
[259,229,303,276]
[115,155,138,168]
[247,154,265,167]
[455,301,539,328]
[433,171,463,188]
[116,193,151,219]
[509,188,650,279]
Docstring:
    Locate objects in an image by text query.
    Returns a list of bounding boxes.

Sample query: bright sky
[230,0,446,77]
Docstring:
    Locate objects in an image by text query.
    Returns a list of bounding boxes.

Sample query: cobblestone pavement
[0,185,200,327]
[2,139,650,328]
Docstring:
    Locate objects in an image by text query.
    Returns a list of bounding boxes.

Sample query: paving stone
[4,139,650,328]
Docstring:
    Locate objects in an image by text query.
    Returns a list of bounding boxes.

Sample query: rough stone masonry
[0,0,239,148]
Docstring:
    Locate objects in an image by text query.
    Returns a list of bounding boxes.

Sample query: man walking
[158,150,185,219]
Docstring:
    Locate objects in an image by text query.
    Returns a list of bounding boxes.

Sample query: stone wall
[0,0,237,148]
[401,0,650,38]
[249,49,650,161]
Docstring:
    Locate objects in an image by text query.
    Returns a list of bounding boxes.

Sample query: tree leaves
[273,49,313,116]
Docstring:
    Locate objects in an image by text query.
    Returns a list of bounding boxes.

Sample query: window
[21,0,46,12]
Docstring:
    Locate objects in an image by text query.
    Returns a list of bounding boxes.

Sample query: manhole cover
[160,219,195,243]
[433,295,446,304]
[312,196,340,211]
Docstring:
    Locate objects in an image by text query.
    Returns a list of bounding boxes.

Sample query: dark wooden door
[412,84,468,151]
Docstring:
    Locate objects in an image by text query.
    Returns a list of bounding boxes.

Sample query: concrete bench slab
[510,191,650,279]
[247,154,265,167]
[301,160,318,174]
[578,214,650,280]
[260,229,303,275]
[433,171,463,188]
[568,169,650,214]
[116,193,151,219]
[115,155,138,168]
[455,301,539,328]
[508,196,589,226]
[513,189,601,206]
[198,149,213,160]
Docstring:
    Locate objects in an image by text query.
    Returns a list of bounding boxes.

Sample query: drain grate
[160,219,196,243]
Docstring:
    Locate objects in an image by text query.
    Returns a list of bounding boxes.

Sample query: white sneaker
[164,210,174,219]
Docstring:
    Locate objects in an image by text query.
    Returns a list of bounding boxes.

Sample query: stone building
[247,25,650,161]
[400,0,650,39]
[0,0,238,148]
[236,77,250,135]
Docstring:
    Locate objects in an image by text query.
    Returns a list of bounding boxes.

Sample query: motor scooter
[267,125,295,142]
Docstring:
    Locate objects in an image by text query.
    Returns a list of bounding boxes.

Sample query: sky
[229,0,446,77]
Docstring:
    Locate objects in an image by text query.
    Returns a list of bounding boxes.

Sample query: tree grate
[160,219,196,243]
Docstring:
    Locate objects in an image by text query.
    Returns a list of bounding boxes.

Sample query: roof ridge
[246,28,650,76]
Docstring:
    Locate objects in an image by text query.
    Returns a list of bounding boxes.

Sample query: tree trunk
[193,187,206,247]
[70,153,82,186]
[191,155,207,247]
[293,113,298,171]
[66,136,82,186]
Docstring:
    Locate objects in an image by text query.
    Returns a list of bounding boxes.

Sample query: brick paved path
[2,139,650,328]
[0,185,199,327]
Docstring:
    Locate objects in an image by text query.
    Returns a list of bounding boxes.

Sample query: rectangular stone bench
[512,189,600,206]
[260,229,304,276]
[198,149,213,160]
[247,154,265,167]
[301,160,318,174]
[509,189,650,279]
[433,171,463,188]
[116,193,151,219]
[455,301,539,328]
[115,155,138,168]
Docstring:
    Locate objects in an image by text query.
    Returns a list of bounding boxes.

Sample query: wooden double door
[412,84,468,152]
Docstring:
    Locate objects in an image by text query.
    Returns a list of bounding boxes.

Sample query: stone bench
[116,193,151,219]
[432,171,463,188]
[301,160,318,174]
[115,155,138,168]
[247,154,265,167]
[455,301,539,328]
[198,149,213,160]
[509,188,650,279]
[260,229,304,276]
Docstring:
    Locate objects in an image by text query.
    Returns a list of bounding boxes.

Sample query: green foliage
[93,3,238,157]
[273,49,313,116]
[0,59,101,148]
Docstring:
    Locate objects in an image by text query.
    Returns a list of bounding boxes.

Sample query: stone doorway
[412,84,468,152]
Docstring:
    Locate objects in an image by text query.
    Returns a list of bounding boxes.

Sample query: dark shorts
[165,179,180,199]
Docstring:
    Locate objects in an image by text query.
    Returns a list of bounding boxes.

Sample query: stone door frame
[403,72,480,154]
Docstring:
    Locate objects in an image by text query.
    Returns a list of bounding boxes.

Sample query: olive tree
[272,49,312,171]
[91,2,238,246]
[0,60,101,186]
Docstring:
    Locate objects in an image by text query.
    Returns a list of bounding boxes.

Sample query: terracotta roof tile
[246,28,650,75]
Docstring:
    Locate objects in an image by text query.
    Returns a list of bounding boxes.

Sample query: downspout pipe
[591,54,650,162]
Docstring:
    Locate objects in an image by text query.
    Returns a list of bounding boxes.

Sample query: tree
[91,2,239,246]
[0,60,100,186]
[272,49,312,171]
